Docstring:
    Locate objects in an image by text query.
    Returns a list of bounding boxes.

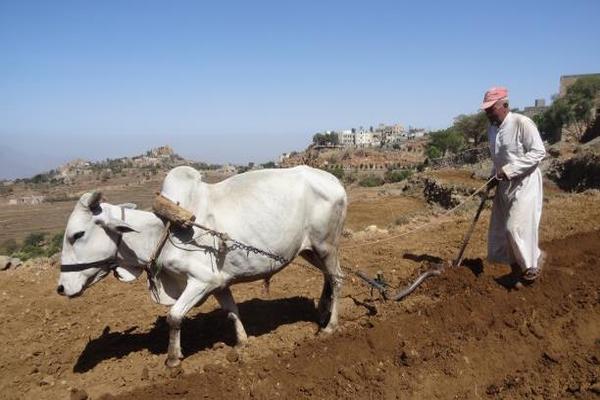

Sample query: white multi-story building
[387,131,406,145]
[337,130,355,146]
[355,129,375,147]
[371,131,383,146]
[374,123,406,146]
[319,122,417,148]
[407,128,426,139]
[356,131,375,147]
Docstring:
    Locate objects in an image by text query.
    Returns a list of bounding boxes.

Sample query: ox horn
[86,191,103,210]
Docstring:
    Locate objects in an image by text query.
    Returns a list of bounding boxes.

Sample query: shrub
[24,232,45,247]
[12,245,44,261]
[8,231,64,260]
[46,232,64,256]
[385,169,413,183]
[426,145,443,159]
[358,175,384,187]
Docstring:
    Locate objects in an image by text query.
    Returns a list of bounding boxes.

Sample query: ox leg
[214,288,248,346]
[317,277,333,326]
[321,253,343,334]
[301,250,333,326]
[166,280,213,368]
[305,248,343,333]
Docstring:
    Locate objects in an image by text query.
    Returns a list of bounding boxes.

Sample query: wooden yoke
[152,193,196,228]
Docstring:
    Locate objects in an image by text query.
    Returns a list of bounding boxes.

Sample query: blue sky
[1,0,599,178]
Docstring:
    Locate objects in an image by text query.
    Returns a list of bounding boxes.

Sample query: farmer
[481,87,546,287]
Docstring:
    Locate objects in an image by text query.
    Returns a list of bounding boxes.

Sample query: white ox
[57,165,347,367]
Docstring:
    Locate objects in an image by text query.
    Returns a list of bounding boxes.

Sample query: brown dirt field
[423,168,486,188]
[0,182,599,399]
[344,194,428,231]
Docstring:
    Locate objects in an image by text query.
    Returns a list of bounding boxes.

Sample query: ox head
[57,192,137,297]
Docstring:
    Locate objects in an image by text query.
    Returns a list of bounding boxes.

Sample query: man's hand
[486,176,498,190]
[496,169,509,181]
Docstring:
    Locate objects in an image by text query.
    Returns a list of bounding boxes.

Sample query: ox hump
[161,166,204,209]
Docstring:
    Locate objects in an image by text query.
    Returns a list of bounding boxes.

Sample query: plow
[352,178,495,301]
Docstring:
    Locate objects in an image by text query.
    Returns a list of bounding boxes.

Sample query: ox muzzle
[57,257,117,295]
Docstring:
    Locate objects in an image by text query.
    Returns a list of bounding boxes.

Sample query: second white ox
[57,165,347,367]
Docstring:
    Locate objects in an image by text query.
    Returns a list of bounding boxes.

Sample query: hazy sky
[1,0,599,178]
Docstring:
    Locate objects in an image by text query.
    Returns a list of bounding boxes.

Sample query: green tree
[453,112,489,145]
[535,76,600,142]
[426,145,443,159]
[534,96,571,142]
[427,128,465,158]
[312,132,339,145]
[567,77,600,139]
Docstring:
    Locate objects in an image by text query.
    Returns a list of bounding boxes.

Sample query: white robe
[487,112,546,271]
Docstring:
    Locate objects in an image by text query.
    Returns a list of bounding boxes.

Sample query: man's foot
[521,267,541,284]
[507,262,541,289]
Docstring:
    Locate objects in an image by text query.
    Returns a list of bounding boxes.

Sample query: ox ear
[96,217,139,234]
[106,218,139,234]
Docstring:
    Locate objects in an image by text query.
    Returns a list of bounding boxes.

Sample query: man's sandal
[521,267,541,283]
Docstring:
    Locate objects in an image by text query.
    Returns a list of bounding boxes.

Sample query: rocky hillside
[280,138,429,171]
[0,145,234,206]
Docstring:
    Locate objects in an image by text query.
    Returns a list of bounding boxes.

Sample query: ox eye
[71,231,85,243]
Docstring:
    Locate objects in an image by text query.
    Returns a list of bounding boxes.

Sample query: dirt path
[0,187,598,400]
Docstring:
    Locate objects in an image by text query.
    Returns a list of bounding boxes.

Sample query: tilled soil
[0,185,599,400]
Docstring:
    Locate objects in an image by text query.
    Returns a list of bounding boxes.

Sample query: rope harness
[60,206,127,275]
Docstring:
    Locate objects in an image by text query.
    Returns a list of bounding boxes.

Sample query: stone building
[522,99,549,118]
[558,73,600,142]
[559,73,600,97]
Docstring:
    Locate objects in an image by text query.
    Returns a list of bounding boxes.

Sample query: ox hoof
[320,324,337,335]
[165,357,182,368]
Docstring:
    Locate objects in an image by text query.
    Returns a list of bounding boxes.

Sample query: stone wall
[547,138,600,191]
[430,146,490,169]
